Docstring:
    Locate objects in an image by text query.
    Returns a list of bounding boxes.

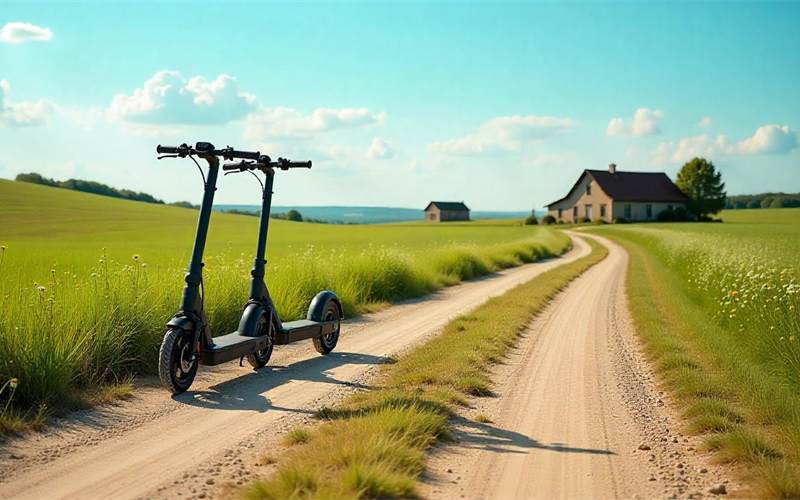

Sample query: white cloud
[0,80,54,127]
[607,108,663,137]
[733,124,798,155]
[653,124,798,165]
[0,22,53,43]
[428,114,576,157]
[697,116,712,128]
[652,134,729,166]
[108,70,256,125]
[529,151,577,168]
[244,107,386,140]
[366,136,396,159]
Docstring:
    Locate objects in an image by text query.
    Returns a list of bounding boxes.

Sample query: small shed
[424,201,470,222]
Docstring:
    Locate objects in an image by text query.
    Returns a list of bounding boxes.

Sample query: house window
[558,208,563,219]
[624,205,631,218]
[586,182,591,195]
[573,206,578,218]
[429,213,436,220]
[600,204,607,217]
[646,204,653,218]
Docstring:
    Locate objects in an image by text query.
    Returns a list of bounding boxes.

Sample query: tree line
[725,193,800,209]
[15,173,198,209]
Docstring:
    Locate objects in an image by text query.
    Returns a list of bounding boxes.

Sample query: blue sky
[1,1,798,210]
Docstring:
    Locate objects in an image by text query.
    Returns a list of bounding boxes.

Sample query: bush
[286,210,303,222]
[556,219,565,225]
[523,215,538,226]
[591,219,607,225]
[541,215,556,225]
[578,217,591,223]
[612,217,628,224]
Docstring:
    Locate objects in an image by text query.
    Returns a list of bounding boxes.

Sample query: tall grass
[0,230,569,422]
[592,213,800,498]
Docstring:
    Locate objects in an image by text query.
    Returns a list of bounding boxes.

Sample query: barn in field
[546,164,689,223]
[424,201,470,222]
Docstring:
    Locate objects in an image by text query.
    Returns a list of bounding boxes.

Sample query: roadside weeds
[603,233,800,498]
[240,237,608,500]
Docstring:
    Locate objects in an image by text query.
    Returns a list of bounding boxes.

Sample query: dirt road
[0,239,590,500]
[424,233,725,500]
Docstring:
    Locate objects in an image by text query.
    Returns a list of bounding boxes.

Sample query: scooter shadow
[175,351,389,413]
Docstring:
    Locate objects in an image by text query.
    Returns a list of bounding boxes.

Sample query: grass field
[589,207,800,497]
[243,238,608,500]
[0,179,570,427]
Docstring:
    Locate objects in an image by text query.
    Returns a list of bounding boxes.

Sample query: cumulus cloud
[652,134,730,165]
[244,107,386,140]
[697,116,712,128]
[366,137,396,159]
[428,114,576,157]
[0,22,53,43]
[652,124,798,165]
[108,70,256,125]
[0,80,54,127]
[733,124,798,155]
[607,108,663,137]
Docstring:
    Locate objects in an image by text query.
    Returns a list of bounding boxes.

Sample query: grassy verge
[0,230,570,434]
[242,237,608,500]
[594,230,800,498]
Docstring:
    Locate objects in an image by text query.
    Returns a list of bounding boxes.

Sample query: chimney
[609,163,617,174]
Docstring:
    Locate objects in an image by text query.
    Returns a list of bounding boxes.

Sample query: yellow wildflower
[9,378,18,389]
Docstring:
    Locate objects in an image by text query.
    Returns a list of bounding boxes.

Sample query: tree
[523,215,538,225]
[286,209,303,222]
[676,158,726,220]
[770,197,790,208]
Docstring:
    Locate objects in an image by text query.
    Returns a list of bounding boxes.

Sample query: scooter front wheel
[313,302,341,355]
[158,328,199,395]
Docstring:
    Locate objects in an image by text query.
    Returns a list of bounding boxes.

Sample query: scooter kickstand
[239,356,244,367]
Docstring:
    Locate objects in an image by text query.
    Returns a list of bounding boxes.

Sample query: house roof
[546,169,689,207]
[424,201,470,212]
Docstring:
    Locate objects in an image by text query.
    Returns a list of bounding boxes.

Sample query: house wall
[440,210,470,221]
[424,207,440,222]
[611,201,686,222]
[546,175,614,223]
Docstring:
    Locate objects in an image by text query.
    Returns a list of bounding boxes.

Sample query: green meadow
[590,208,800,497]
[0,179,569,423]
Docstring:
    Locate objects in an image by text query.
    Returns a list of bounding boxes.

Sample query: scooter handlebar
[157,144,189,155]
[277,159,312,170]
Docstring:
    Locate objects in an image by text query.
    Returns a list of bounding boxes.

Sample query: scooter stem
[250,168,275,302]
[179,155,220,314]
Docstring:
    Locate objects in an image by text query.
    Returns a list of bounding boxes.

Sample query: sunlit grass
[0,179,570,428]
[590,211,800,498]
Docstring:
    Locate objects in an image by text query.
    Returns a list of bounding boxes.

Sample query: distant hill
[215,205,538,224]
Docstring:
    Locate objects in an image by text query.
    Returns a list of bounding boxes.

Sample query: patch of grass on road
[243,238,608,500]
[593,226,800,499]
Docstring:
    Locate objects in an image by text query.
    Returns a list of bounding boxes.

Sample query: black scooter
[155,142,342,394]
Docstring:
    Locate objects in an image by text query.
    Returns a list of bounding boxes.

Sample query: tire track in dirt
[0,239,590,500]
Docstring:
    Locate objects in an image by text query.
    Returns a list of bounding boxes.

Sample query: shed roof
[546,169,689,207]
[424,201,470,212]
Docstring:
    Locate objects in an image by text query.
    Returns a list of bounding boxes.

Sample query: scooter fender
[166,315,195,333]
[238,303,270,337]
[307,290,344,321]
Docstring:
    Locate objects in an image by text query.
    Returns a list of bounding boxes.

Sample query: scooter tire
[246,315,275,369]
[313,302,341,355]
[158,327,199,395]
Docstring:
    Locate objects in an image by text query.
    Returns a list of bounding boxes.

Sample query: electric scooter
[155,142,342,394]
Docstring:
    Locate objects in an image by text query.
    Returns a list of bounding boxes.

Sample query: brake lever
[157,154,181,160]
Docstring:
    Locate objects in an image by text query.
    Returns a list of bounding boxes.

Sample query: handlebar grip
[157,145,180,154]
[222,162,245,171]
[225,150,261,160]
[281,160,312,169]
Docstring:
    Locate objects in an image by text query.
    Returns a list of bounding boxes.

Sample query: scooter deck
[199,319,338,366]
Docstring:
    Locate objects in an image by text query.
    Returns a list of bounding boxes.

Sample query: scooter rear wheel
[246,315,275,369]
[158,328,198,395]
[313,303,341,355]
